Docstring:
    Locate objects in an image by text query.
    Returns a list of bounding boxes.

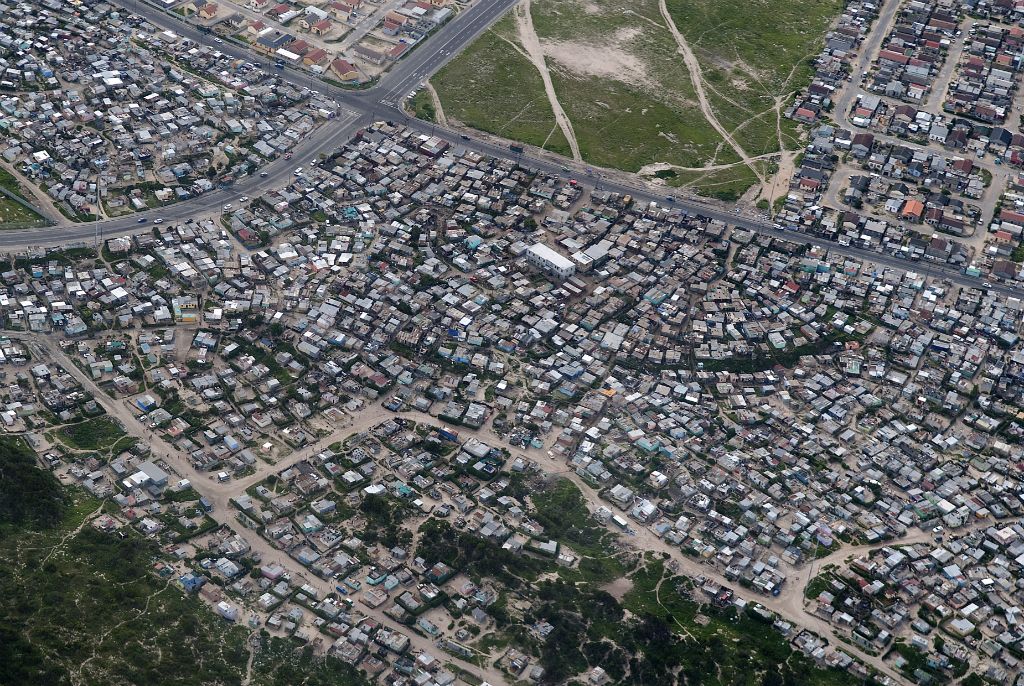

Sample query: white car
[223,203,232,211]
[153,218,163,224]
[240,196,249,202]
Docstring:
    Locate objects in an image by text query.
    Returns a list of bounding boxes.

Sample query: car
[983,282,992,289]
[460,134,470,141]
[214,38,223,44]
[932,526,944,533]
[259,171,269,177]
[293,167,303,175]
[240,196,249,202]
[665,196,675,203]
[137,217,146,223]
[222,203,232,211]
[153,218,163,224]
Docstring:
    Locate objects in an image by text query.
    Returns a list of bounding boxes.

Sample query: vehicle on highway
[983,281,992,289]
[153,218,163,224]
[222,204,232,211]
[214,38,223,44]
[259,171,269,177]
[240,196,249,202]
[665,196,675,203]
[460,135,470,141]
[137,217,146,223]
[294,167,303,175]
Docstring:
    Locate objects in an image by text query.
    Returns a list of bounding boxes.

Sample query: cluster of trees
[417,518,546,591]
[359,494,413,549]
[526,575,860,686]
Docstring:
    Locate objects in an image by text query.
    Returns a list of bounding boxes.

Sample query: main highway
[8,0,1022,299]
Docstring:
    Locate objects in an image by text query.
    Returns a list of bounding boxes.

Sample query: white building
[525,243,575,280]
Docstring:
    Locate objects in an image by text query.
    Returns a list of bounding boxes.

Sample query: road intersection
[0,0,1015,303]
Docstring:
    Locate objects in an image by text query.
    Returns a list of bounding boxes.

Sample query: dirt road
[30,330,912,683]
[514,0,582,161]
[28,338,507,686]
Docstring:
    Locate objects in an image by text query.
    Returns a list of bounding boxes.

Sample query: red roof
[331,59,358,78]
[878,50,910,64]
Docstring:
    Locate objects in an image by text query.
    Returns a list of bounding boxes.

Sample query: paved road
[12,0,1024,308]
[832,0,902,122]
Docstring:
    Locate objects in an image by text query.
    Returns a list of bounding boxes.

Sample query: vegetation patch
[0,443,372,686]
[57,416,129,452]
[408,90,437,123]
[432,0,839,195]
[0,436,68,533]
[0,168,45,226]
[431,14,572,158]
[531,478,626,583]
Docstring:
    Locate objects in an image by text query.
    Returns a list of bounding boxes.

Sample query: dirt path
[38,503,104,566]
[656,0,764,185]
[241,629,259,686]
[514,0,582,161]
[637,154,778,177]
[76,578,172,682]
[424,83,449,127]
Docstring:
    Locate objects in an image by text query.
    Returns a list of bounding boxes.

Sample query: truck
[509,144,524,153]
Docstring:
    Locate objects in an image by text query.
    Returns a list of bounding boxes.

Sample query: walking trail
[514,0,582,161]
[655,0,764,186]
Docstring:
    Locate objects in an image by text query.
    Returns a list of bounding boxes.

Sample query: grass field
[57,416,128,452]
[0,168,45,226]
[432,15,572,158]
[408,91,437,123]
[429,0,841,199]
[666,0,841,154]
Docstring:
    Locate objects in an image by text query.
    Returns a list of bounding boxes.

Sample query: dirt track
[514,0,583,161]
[656,0,764,186]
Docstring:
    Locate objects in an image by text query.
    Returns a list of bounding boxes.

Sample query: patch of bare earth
[602,576,634,600]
